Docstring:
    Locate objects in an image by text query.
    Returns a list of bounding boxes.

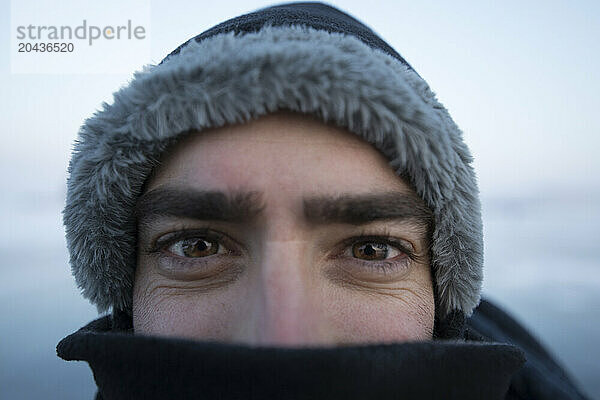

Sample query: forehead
[149,112,409,196]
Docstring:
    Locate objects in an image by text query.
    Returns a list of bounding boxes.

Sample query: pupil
[181,238,216,257]
[351,242,389,260]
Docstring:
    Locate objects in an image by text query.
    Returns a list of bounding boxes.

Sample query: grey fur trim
[64,25,483,317]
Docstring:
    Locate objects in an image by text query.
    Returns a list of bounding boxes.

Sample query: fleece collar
[57,316,524,400]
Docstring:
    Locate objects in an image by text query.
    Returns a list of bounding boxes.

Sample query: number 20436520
[18,42,74,52]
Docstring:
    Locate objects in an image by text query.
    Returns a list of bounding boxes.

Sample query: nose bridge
[255,238,316,346]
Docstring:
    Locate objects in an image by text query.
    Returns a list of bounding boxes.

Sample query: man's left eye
[167,237,222,258]
[350,241,402,261]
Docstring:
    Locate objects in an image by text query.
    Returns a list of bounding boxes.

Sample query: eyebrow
[303,192,433,228]
[136,188,433,230]
[136,188,265,225]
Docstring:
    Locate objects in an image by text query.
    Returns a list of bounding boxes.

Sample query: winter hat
[63,2,483,326]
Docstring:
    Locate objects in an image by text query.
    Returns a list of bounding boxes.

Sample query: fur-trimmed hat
[64,2,483,322]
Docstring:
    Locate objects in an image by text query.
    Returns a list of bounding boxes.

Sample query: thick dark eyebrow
[136,188,265,225]
[137,188,433,233]
[303,192,433,229]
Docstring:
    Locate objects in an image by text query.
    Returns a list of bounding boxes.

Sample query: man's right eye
[167,237,222,258]
[150,230,244,279]
[151,229,237,260]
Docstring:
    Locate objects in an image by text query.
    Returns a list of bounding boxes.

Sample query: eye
[167,237,223,258]
[350,241,402,261]
[152,229,236,260]
[146,229,246,280]
[332,236,416,279]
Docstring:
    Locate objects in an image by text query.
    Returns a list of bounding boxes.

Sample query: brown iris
[352,242,389,260]
[180,238,219,257]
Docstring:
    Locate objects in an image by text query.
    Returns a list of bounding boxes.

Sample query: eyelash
[150,229,228,253]
[147,227,417,274]
[146,228,239,270]
[334,228,416,273]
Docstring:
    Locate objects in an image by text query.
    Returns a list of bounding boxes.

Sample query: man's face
[133,112,435,346]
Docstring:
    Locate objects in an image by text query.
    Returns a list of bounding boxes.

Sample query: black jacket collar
[57,315,525,400]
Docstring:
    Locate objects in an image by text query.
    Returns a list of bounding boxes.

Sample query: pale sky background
[1,0,599,398]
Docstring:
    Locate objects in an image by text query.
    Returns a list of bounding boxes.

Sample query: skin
[133,111,435,347]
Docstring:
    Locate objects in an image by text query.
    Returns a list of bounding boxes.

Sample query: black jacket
[57,299,588,400]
